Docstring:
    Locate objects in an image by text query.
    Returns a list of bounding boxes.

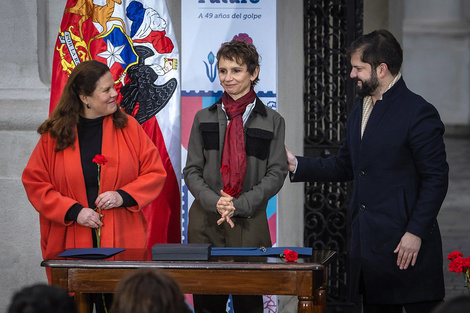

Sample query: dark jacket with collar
[293,77,448,304]
[184,97,287,247]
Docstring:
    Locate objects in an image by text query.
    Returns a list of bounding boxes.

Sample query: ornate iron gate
[303,0,362,311]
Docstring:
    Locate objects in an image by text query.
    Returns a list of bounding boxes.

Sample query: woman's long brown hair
[38,60,127,151]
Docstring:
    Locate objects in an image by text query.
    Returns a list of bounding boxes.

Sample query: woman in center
[184,39,288,312]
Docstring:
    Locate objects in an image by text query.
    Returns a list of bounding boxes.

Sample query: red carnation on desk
[282,249,298,263]
[92,154,107,247]
[447,250,470,296]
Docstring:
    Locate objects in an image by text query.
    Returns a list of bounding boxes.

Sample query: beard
[355,70,380,98]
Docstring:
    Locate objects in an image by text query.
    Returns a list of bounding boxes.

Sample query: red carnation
[92,154,108,166]
[283,249,298,263]
[449,257,465,274]
[447,251,463,260]
[447,251,470,296]
[464,257,470,269]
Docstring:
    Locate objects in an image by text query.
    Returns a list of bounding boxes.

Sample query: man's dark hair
[8,284,77,313]
[347,29,403,75]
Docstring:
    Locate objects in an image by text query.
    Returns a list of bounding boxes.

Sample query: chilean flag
[50,0,181,246]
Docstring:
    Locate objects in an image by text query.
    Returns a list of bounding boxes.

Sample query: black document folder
[151,243,211,261]
[57,248,125,259]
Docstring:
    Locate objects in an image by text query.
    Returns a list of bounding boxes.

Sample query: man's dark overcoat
[293,77,448,304]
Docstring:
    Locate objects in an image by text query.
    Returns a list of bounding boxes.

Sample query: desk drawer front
[67,268,314,296]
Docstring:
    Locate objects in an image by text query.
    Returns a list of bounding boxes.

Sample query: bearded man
[286,29,448,313]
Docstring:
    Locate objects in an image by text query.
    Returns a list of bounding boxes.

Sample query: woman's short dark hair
[216,39,260,85]
[347,29,403,76]
[110,269,191,313]
[39,60,127,151]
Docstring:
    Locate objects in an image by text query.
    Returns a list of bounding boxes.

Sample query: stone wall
[403,0,470,134]
[0,1,54,310]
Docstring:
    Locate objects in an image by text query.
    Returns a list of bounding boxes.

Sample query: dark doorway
[303,0,362,312]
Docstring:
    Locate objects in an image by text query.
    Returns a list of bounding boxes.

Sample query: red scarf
[220,88,257,198]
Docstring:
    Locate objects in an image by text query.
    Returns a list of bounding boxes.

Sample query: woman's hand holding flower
[95,191,123,210]
[77,207,103,229]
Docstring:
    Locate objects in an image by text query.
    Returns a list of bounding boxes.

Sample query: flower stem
[96,207,102,247]
[96,165,102,248]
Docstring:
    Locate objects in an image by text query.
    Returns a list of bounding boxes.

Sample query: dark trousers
[360,272,443,313]
[90,293,113,313]
[193,294,263,313]
[363,297,443,313]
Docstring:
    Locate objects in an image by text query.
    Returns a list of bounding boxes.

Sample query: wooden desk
[42,249,336,313]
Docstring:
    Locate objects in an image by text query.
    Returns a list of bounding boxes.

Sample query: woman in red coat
[22,60,166,311]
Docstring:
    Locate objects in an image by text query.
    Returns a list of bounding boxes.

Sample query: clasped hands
[76,191,123,229]
[216,190,235,228]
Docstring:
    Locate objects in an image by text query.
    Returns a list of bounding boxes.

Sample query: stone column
[0,1,65,311]
[277,1,304,311]
[402,0,470,133]
[0,1,49,99]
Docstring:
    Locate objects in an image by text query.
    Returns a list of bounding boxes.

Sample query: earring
[86,103,90,109]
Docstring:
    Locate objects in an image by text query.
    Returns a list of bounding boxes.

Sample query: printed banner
[181,1,278,312]
[50,0,181,246]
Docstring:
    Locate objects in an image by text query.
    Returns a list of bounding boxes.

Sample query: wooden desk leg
[313,288,326,313]
[312,266,328,313]
[298,296,314,313]
[74,293,90,313]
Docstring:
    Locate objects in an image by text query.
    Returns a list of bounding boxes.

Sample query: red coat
[22,115,166,280]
